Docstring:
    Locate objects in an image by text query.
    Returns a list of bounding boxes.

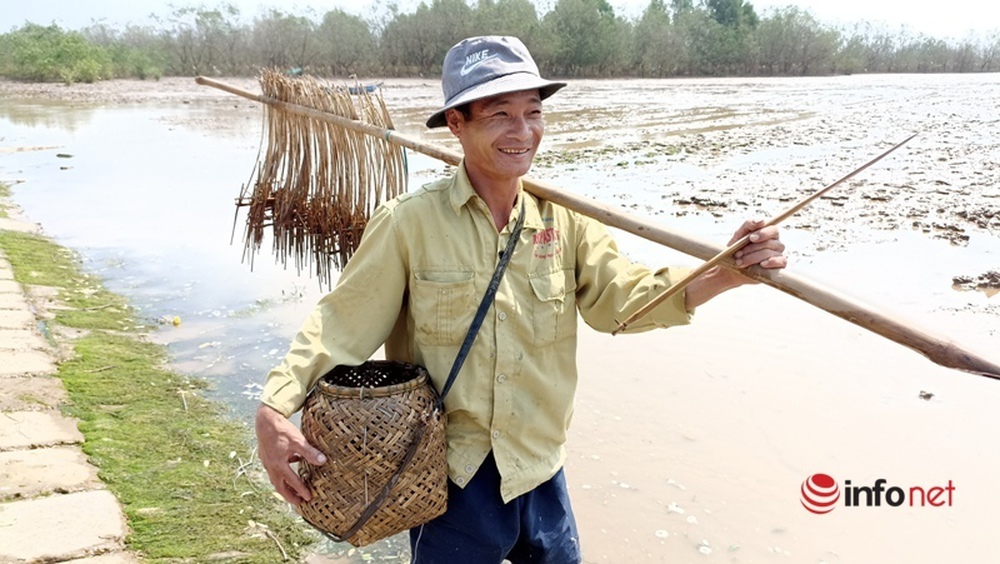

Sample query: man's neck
[465,165,519,232]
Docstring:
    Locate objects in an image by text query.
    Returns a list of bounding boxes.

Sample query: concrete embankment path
[0,216,136,563]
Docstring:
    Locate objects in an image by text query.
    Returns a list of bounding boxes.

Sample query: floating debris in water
[655,529,669,539]
[666,478,687,490]
[919,390,934,400]
[687,515,699,525]
[156,315,181,326]
[241,382,264,401]
[667,502,685,514]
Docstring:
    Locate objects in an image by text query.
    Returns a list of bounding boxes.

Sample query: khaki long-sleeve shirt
[261,163,693,502]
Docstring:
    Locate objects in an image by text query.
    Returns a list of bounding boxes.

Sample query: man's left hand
[730,219,786,270]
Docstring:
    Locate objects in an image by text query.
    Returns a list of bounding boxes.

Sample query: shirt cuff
[646,266,695,327]
[260,374,308,417]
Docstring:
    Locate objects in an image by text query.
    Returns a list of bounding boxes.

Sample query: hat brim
[425,72,566,128]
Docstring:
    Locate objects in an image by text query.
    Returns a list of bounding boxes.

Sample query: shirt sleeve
[573,213,694,333]
[260,205,408,416]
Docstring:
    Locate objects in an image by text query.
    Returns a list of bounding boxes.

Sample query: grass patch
[0,224,315,561]
[16,393,50,407]
[0,183,9,218]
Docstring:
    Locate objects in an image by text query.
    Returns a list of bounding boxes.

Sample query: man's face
[447,89,544,185]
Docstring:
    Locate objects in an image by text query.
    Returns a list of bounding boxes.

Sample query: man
[255,36,786,563]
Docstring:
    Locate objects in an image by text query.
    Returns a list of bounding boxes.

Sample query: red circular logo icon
[801,473,840,514]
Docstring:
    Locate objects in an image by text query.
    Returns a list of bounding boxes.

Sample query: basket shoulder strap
[325,412,435,543]
[436,198,526,407]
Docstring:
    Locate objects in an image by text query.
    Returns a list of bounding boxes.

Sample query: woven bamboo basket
[298,361,447,546]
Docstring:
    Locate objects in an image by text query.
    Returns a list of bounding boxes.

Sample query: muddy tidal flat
[1,73,999,563]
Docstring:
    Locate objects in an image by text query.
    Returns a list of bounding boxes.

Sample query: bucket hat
[426,36,566,128]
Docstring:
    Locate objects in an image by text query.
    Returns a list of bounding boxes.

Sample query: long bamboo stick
[195,76,1000,381]
[612,133,918,335]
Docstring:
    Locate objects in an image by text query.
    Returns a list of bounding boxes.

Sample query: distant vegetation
[0,23,163,83]
[1,0,998,83]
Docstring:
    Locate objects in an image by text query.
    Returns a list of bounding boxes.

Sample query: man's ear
[445,108,463,136]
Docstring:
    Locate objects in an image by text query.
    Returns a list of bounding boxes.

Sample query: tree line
[2,0,998,84]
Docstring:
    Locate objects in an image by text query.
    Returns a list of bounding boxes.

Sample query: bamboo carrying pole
[612,133,919,335]
[195,76,1000,381]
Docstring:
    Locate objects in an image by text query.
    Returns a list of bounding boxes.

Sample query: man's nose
[508,115,531,138]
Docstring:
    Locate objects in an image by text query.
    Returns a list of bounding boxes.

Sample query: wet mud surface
[4,75,997,259]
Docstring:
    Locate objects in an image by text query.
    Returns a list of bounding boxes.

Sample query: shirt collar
[449,160,545,231]
[448,161,478,214]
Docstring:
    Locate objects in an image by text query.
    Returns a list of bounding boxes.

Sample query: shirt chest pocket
[529,269,577,346]
[410,270,476,346]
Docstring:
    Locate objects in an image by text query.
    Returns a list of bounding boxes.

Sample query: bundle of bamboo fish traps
[236,69,406,287]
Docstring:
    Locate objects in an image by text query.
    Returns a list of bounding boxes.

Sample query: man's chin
[503,154,535,176]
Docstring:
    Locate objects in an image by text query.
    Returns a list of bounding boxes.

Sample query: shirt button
[465,465,475,473]
[489,351,495,358]
[497,374,506,383]
[456,477,465,485]
[498,312,507,321]
[492,430,501,439]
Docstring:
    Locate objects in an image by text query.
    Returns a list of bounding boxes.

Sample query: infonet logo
[801,473,955,514]
[801,473,840,514]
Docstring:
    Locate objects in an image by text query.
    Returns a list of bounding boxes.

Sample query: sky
[1,0,997,41]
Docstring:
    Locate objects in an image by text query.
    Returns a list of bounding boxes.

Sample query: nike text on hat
[425,36,566,129]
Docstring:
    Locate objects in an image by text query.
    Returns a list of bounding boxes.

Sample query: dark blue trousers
[409,451,581,563]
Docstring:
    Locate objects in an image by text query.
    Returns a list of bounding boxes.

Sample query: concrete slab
[0,291,29,309]
[0,217,42,234]
[0,327,50,352]
[0,411,83,450]
[0,446,101,501]
[0,376,66,411]
[0,279,21,294]
[0,349,57,377]
[0,308,34,329]
[25,283,61,301]
[0,490,127,562]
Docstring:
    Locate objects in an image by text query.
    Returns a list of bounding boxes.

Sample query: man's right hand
[254,403,328,505]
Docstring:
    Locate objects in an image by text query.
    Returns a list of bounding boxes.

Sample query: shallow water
[1,74,998,562]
